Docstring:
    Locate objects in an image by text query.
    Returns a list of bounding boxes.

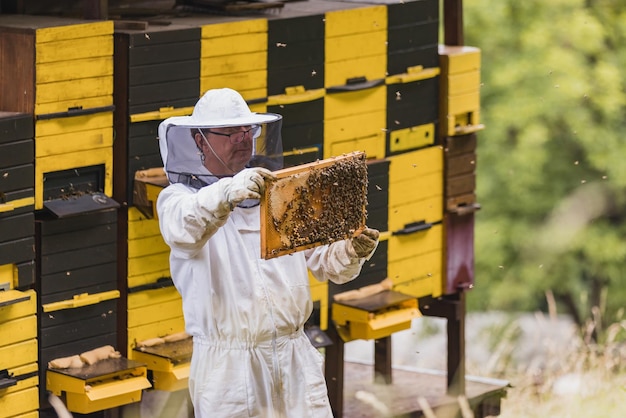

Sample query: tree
[462,0,626,340]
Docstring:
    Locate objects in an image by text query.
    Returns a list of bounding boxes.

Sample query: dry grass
[482,317,626,418]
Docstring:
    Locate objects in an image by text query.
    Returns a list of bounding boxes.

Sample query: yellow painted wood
[129,348,190,391]
[149,367,190,392]
[36,127,112,158]
[128,212,161,240]
[388,124,436,153]
[130,106,194,123]
[0,197,35,213]
[0,264,14,288]
[35,20,113,44]
[127,286,181,310]
[0,364,38,406]
[48,367,150,414]
[36,35,112,64]
[267,88,325,106]
[389,195,443,232]
[325,87,386,118]
[35,111,112,137]
[200,71,266,100]
[325,5,387,38]
[127,252,170,278]
[388,146,443,183]
[388,171,443,208]
[0,386,39,418]
[248,102,267,113]
[0,339,37,370]
[128,298,183,328]
[308,272,328,330]
[439,45,481,75]
[392,274,441,299]
[201,51,265,77]
[325,56,387,88]
[202,33,267,58]
[445,110,483,137]
[325,31,386,63]
[6,362,38,388]
[443,70,481,97]
[127,317,186,353]
[36,75,113,105]
[36,56,113,84]
[324,110,386,144]
[127,270,172,289]
[0,316,37,346]
[388,251,442,298]
[201,19,267,39]
[35,95,113,116]
[332,299,419,341]
[42,290,120,313]
[128,206,153,222]
[386,66,441,84]
[128,235,169,259]
[444,91,480,115]
[35,147,112,209]
[388,224,443,262]
[325,132,386,160]
[0,289,37,322]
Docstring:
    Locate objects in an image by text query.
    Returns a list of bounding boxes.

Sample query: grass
[475,316,626,418]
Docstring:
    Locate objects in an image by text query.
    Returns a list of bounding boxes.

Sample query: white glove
[223,167,275,209]
[350,227,380,258]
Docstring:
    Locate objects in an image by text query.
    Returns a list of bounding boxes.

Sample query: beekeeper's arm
[306,227,380,284]
[157,167,274,258]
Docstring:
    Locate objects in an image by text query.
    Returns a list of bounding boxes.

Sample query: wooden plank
[342,362,508,417]
[260,152,367,259]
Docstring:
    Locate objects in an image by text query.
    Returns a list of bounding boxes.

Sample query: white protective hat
[159,88,283,187]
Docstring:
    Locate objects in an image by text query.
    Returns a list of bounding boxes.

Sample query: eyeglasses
[205,125,260,144]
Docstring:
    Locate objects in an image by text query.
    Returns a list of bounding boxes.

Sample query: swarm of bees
[269,153,368,253]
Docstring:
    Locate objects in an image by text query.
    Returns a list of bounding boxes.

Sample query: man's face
[196,125,256,175]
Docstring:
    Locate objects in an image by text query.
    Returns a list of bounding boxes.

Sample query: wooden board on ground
[260,151,367,260]
[343,362,510,418]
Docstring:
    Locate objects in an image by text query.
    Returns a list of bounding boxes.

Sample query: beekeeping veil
[158,88,283,189]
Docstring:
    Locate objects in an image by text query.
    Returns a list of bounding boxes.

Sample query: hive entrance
[260,151,368,259]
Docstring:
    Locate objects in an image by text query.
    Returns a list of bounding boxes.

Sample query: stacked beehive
[113,22,202,392]
[439,45,483,294]
[0,15,149,414]
[0,112,38,417]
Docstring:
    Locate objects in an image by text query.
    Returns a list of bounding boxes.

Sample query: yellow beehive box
[325,5,387,88]
[332,291,420,341]
[47,358,151,414]
[439,45,483,137]
[200,19,268,101]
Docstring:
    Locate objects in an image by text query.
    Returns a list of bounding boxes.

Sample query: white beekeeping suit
[156,88,379,417]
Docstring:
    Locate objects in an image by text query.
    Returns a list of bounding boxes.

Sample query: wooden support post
[443,0,464,46]
[419,293,466,396]
[325,323,345,418]
[446,292,466,395]
[374,336,392,384]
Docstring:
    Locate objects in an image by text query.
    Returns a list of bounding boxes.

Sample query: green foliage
[462,0,626,334]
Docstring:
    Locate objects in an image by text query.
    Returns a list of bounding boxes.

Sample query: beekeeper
[157,88,379,418]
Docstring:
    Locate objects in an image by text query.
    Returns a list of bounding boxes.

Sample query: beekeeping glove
[349,227,380,258]
[221,167,275,210]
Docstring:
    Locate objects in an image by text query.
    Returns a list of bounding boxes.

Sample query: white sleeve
[305,240,365,285]
[156,182,232,258]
